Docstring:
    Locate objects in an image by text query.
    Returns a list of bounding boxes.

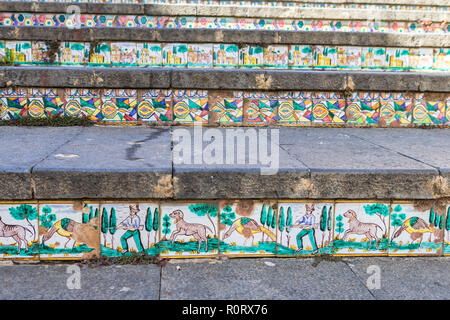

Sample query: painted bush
[277,202,333,256]
[39,203,99,259]
[160,203,218,257]
[389,203,444,255]
[100,203,160,257]
[219,201,277,256]
[333,202,390,255]
[0,204,39,259]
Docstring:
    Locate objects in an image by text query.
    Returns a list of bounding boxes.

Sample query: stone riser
[0,200,448,260]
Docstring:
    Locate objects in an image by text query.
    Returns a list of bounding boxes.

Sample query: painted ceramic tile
[276,19,296,31]
[412,99,446,125]
[433,49,450,71]
[96,15,116,27]
[256,19,276,30]
[213,44,239,68]
[379,93,412,126]
[369,21,389,33]
[0,88,27,120]
[214,17,236,29]
[245,99,278,124]
[239,46,264,68]
[289,45,314,69]
[277,95,312,125]
[11,13,35,26]
[446,98,450,125]
[314,46,337,69]
[311,93,346,125]
[39,203,99,259]
[160,203,218,257]
[5,41,32,64]
[0,41,5,61]
[346,92,379,126]
[264,45,288,68]
[100,203,159,257]
[197,17,216,29]
[333,202,390,255]
[361,47,386,69]
[137,89,172,123]
[444,205,450,255]
[296,20,313,31]
[59,42,89,66]
[187,44,213,68]
[100,89,137,123]
[116,15,138,28]
[31,42,56,65]
[389,203,443,255]
[386,48,409,70]
[409,48,433,71]
[209,92,243,124]
[137,43,162,67]
[0,204,39,259]
[390,22,407,33]
[237,18,257,30]
[163,43,188,67]
[219,201,277,256]
[173,90,209,123]
[337,46,361,69]
[111,42,137,67]
[277,202,333,256]
[89,42,111,67]
[28,88,64,118]
[64,89,101,119]
[137,16,157,28]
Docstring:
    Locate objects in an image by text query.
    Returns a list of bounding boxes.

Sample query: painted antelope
[0,217,32,254]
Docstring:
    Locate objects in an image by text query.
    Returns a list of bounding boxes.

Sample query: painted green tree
[446,206,450,243]
[145,207,153,249]
[9,204,37,241]
[363,203,389,237]
[335,215,344,239]
[83,206,92,223]
[320,206,328,247]
[270,207,276,230]
[285,207,293,248]
[220,205,236,226]
[109,208,117,250]
[189,204,217,235]
[39,205,56,233]
[390,205,407,241]
[267,207,273,233]
[101,208,109,247]
[278,207,286,245]
[260,204,268,242]
[327,206,333,245]
[162,214,171,240]
[153,208,159,244]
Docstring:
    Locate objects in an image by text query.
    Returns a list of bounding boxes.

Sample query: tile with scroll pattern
[346,92,379,126]
[389,203,443,256]
[59,42,89,66]
[379,93,412,126]
[0,203,39,259]
[337,46,361,70]
[333,202,390,255]
[245,98,278,124]
[386,48,409,70]
[219,201,277,256]
[160,202,218,258]
[263,45,288,69]
[311,92,345,125]
[239,46,264,68]
[5,41,32,64]
[187,44,213,68]
[111,42,137,67]
[101,89,137,123]
[209,91,243,124]
[412,98,446,125]
[277,202,333,256]
[409,48,433,71]
[39,203,99,260]
[163,43,188,67]
[289,45,314,69]
[314,46,337,69]
[137,43,162,67]
[361,47,386,70]
[64,89,101,120]
[89,42,111,67]
[277,92,312,125]
[137,89,172,123]
[173,90,209,123]
[100,203,160,257]
[433,49,450,71]
[0,88,27,120]
[213,44,239,68]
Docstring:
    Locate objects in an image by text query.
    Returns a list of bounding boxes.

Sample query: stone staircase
[0,0,449,261]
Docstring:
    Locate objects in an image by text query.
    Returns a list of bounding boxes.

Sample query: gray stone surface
[0,264,160,300]
[160,258,374,300]
[32,126,172,199]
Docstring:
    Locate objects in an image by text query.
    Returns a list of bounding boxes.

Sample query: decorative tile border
[1,41,449,71]
[0,13,448,33]
[0,200,447,259]
[1,88,449,127]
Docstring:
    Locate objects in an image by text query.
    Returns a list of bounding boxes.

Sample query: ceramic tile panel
[263,45,288,69]
[28,88,64,118]
[163,43,188,67]
[289,45,314,69]
[173,90,209,123]
[311,92,346,125]
[296,20,313,31]
[444,205,450,255]
[136,43,162,67]
[213,44,239,68]
[446,98,450,126]
[160,202,219,258]
[219,201,277,256]
[314,46,337,69]
[245,96,278,124]
[39,203,99,259]
[412,98,446,125]
[111,42,137,67]
[0,203,39,259]
[138,89,172,123]
[277,202,333,256]
[239,46,264,68]
[389,203,444,255]
[0,88,27,120]
[277,92,312,125]
[100,89,137,123]
[346,92,379,126]
[434,49,450,71]
[409,48,434,71]
[187,44,213,68]
[209,91,243,124]
[89,42,111,67]
[379,93,412,126]
[64,89,101,119]
[100,203,160,257]
[31,41,56,65]
[386,48,410,70]
[337,46,361,70]
[333,202,390,255]
[59,42,89,66]
[361,47,387,70]
[5,41,32,64]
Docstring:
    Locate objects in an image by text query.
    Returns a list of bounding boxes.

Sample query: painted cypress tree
[285,207,293,248]
[320,206,328,247]
[153,208,160,244]
[101,208,109,247]
[145,207,153,249]
[109,208,117,250]
[429,206,436,226]
[260,204,267,242]
[446,206,450,243]
[327,206,333,245]
[83,207,92,223]
[270,208,276,230]
[89,206,95,221]
[267,207,273,231]
[278,207,286,245]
